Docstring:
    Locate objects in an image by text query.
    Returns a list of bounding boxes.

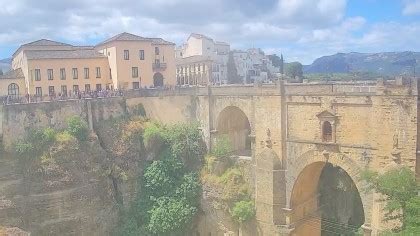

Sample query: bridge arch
[215,106,251,155]
[287,150,372,236]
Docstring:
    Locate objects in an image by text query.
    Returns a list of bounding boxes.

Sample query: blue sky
[1,0,420,64]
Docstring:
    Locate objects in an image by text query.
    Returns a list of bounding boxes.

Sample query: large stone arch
[215,105,252,155]
[286,149,373,235]
[213,97,254,128]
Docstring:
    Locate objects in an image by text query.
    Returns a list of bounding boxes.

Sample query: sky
[1,0,420,64]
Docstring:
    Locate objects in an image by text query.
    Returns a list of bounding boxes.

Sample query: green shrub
[131,103,147,117]
[212,135,232,158]
[42,127,56,143]
[143,122,167,145]
[147,197,197,235]
[14,140,34,156]
[66,116,89,141]
[231,200,255,224]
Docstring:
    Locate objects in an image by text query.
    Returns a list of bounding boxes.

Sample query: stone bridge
[0,79,418,235]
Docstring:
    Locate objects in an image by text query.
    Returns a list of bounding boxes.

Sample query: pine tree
[280,54,284,75]
[227,52,241,84]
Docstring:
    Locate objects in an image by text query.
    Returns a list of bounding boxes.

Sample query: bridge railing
[285,82,378,95]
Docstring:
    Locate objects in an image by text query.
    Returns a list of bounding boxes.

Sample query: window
[322,121,333,142]
[139,50,145,60]
[47,69,53,80]
[8,83,19,98]
[73,85,79,92]
[60,68,66,80]
[35,87,42,96]
[109,69,112,79]
[48,86,55,96]
[132,67,139,78]
[133,82,140,89]
[85,84,91,92]
[35,69,41,81]
[61,85,67,96]
[124,50,129,60]
[84,68,89,79]
[96,84,102,91]
[72,68,78,79]
[96,67,101,78]
[155,47,160,55]
[155,59,160,65]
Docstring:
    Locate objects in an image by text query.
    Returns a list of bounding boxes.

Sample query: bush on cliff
[211,135,232,159]
[66,116,89,141]
[231,200,255,224]
[116,122,204,236]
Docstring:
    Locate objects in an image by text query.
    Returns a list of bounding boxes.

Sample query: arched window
[8,83,19,98]
[153,72,164,87]
[322,121,332,142]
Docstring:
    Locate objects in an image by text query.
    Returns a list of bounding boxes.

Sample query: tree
[227,52,242,84]
[231,200,255,224]
[280,54,284,75]
[268,54,281,67]
[285,62,303,79]
[268,54,284,74]
[361,167,419,233]
[116,122,204,236]
[0,69,3,76]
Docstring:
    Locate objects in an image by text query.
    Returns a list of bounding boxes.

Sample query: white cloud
[403,0,420,15]
[0,0,419,65]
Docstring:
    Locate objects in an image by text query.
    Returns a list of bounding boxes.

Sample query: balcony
[153,63,167,71]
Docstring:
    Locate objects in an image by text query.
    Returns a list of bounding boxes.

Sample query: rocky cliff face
[0,116,145,236]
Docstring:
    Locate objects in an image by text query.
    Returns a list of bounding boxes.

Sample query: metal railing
[152,63,167,70]
[1,89,124,105]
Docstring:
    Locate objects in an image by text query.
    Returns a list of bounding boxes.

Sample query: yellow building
[0,69,26,100]
[12,40,111,97]
[96,32,176,89]
[7,32,176,98]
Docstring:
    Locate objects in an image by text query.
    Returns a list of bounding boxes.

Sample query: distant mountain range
[0,58,11,73]
[304,52,420,76]
[2,52,420,77]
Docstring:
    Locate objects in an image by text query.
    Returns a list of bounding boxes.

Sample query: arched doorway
[153,72,164,87]
[290,162,365,236]
[8,83,19,98]
[216,106,251,156]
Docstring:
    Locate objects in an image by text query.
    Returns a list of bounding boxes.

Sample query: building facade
[0,69,26,99]
[96,32,176,89]
[176,33,230,85]
[5,32,176,99]
[232,48,280,83]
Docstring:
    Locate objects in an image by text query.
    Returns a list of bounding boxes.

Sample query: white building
[176,34,230,85]
[232,48,280,83]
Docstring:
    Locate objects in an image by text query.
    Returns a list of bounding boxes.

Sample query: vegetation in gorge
[14,116,92,185]
[116,122,206,236]
[201,135,255,225]
[361,167,420,235]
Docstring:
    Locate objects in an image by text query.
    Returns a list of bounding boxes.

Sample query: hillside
[304,52,420,76]
[0,58,11,73]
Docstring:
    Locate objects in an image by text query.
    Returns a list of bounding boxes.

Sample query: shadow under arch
[216,106,251,156]
[289,152,368,236]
